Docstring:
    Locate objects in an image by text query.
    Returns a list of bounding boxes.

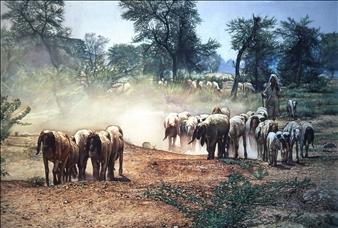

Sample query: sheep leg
[91,158,99,180]
[118,153,123,176]
[53,160,60,185]
[207,141,217,160]
[173,136,177,149]
[100,161,108,181]
[263,143,268,162]
[243,135,247,159]
[305,141,309,158]
[296,141,299,163]
[43,157,49,187]
[108,158,114,181]
[288,143,293,163]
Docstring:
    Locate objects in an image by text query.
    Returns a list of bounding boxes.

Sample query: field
[1,81,338,227]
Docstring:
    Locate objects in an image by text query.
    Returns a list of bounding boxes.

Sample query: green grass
[144,173,314,227]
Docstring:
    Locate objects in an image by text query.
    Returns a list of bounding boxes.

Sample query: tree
[79,33,109,86]
[320,32,338,78]
[242,17,277,91]
[1,96,31,142]
[276,16,320,86]
[119,0,219,81]
[227,15,261,98]
[2,0,77,113]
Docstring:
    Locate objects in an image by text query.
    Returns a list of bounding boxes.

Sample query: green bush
[27,176,45,187]
[145,173,314,227]
[0,96,31,142]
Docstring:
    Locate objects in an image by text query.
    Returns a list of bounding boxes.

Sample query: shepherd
[262,74,281,121]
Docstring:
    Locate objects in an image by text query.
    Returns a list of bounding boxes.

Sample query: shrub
[0,96,31,142]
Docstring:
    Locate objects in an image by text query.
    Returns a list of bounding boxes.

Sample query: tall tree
[2,0,71,112]
[242,16,277,91]
[276,16,320,86]
[119,0,219,81]
[227,15,261,98]
[320,32,338,78]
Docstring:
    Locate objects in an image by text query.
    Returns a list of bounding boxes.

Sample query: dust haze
[12,77,252,153]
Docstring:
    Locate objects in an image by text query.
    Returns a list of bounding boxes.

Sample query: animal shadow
[113,175,131,182]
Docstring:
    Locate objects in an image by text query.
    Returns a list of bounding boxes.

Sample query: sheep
[283,121,302,163]
[256,107,268,119]
[212,81,220,91]
[299,121,315,158]
[189,114,230,159]
[239,113,249,123]
[106,125,124,178]
[106,127,125,180]
[36,130,73,186]
[86,131,112,181]
[255,120,279,161]
[65,136,79,182]
[74,129,93,180]
[180,116,199,150]
[206,81,213,89]
[246,111,255,116]
[198,80,205,89]
[243,82,255,94]
[196,114,209,123]
[211,106,230,118]
[266,131,283,166]
[163,113,180,150]
[287,100,297,119]
[228,115,247,159]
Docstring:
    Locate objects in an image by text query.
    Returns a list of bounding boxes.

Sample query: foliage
[319,32,338,78]
[220,158,253,170]
[145,173,314,227]
[242,16,277,91]
[120,0,220,80]
[276,16,321,86]
[252,166,269,180]
[1,156,9,176]
[226,15,261,97]
[1,96,31,142]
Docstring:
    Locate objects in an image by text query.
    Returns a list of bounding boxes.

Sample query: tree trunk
[231,49,245,98]
[254,49,259,90]
[296,55,302,86]
[172,55,177,82]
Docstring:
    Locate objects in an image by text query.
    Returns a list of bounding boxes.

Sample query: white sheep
[255,120,279,161]
[228,115,247,159]
[283,121,302,163]
[287,100,297,119]
[163,113,180,150]
[266,131,283,166]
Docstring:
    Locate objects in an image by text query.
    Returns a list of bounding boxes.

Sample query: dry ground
[1,115,338,227]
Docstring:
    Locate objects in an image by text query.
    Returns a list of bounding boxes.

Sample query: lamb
[36,130,73,186]
[283,121,302,163]
[256,107,268,119]
[196,114,209,123]
[299,121,315,158]
[163,113,180,150]
[266,131,283,166]
[212,81,221,92]
[206,81,213,89]
[287,100,297,119]
[255,120,279,161]
[228,115,247,159]
[180,116,199,150]
[189,114,230,159]
[74,129,93,180]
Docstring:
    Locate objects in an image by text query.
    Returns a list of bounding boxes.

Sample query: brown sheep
[190,114,230,160]
[106,125,125,180]
[211,106,230,118]
[86,131,112,181]
[299,121,315,158]
[36,130,73,186]
[64,136,79,182]
[163,113,180,150]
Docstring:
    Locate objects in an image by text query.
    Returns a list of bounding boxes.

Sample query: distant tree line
[1,0,337,99]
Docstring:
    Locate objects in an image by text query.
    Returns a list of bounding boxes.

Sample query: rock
[142,142,155,149]
[323,143,337,149]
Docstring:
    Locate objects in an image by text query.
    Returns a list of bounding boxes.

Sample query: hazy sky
[1,1,337,60]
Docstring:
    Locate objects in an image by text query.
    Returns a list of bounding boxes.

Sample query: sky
[1,1,337,60]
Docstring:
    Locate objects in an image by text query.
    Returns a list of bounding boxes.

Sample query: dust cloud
[12,80,252,153]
